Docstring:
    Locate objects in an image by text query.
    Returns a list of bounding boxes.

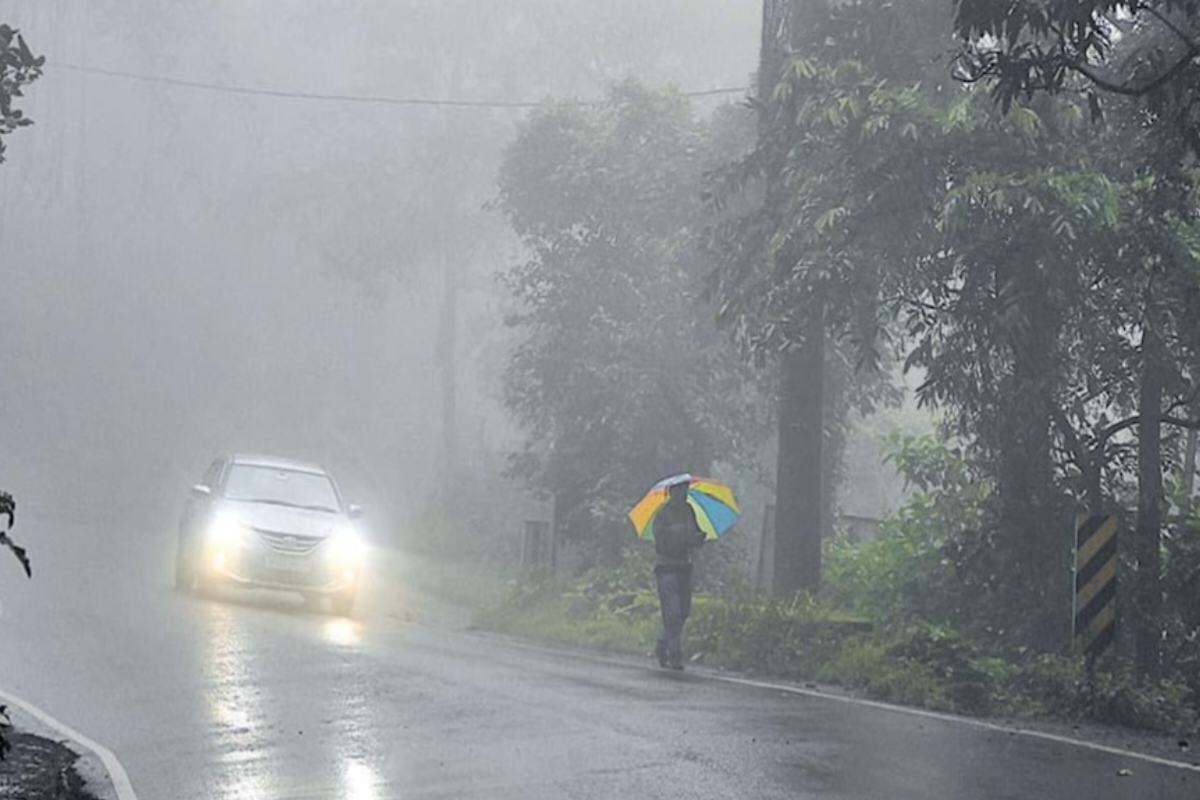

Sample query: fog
[0,2,759,542]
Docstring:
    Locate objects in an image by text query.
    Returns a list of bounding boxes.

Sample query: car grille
[255,529,324,556]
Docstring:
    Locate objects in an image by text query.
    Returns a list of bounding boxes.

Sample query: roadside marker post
[1072,514,1118,663]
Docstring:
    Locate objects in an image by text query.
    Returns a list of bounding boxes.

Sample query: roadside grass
[476,577,659,656]
[476,575,1200,737]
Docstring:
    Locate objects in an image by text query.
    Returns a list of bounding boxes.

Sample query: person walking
[652,481,706,670]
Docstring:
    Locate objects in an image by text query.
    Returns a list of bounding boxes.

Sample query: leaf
[815,206,849,234]
[16,34,35,67]
[0,533,31,578]
[1010,106,1042,136]
[1086,90,1104,125]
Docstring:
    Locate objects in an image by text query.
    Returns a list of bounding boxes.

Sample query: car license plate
[265,556,311,574]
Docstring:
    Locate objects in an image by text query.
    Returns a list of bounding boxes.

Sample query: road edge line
[0,686,139,800]
[470,630,1200,775]
[712,674,1200,775]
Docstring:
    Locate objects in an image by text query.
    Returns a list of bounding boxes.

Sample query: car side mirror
[347,504,363,519]
[190,484,212,497]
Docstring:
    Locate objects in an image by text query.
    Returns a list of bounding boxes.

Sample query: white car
[175,453,366,615]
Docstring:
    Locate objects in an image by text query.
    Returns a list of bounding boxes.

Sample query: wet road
[0,516,1196,799]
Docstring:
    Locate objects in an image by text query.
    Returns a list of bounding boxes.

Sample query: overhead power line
[51,61,749,109]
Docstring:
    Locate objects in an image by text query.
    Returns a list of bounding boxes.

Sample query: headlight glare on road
[327,526,366,563]
[208,513,253,547]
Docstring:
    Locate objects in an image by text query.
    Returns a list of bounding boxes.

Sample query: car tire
[330,590,355,617]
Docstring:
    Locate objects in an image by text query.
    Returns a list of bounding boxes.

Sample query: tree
[241,1,759,549]
[900,80,1200,658]
[902,94,1130,648]
[0,24,42,164]
[496,84,770,566]
[952,0,1200,148]
[710,0,950,595]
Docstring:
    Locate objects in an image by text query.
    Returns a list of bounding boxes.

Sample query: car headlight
[326,526,367,563]
[207,513,253,547]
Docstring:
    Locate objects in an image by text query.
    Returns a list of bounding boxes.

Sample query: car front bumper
[202,541,361,595]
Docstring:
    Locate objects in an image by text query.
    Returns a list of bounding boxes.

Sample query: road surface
[0,515,1195,799]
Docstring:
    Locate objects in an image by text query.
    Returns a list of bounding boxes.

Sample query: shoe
[669,661,684,672]
[654,642,669,668]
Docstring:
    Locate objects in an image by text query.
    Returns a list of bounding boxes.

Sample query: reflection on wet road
[199,597,391,799]
[0,519,1197,799]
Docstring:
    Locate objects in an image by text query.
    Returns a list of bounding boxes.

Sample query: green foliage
[496,82,771,563]
[688,593,854,677]
[883,626,999,714]
[1009,654,1199,733]
[1161,486,1200,688]
[952,0,1200,150]
[0,24,42,164]
[477,568,659,655]
[822,432,995,633]
[709,51,947,368]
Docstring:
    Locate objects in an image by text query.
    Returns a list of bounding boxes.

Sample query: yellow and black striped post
[1073,514,1117,661]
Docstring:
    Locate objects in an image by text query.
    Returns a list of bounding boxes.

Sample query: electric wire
[50,61,750,109]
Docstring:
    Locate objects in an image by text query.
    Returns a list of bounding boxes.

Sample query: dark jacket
[654,499,706,570]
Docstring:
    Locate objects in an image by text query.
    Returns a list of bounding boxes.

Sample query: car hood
[216,500,345,539]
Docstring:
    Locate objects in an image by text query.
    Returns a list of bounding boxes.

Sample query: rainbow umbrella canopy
[628,474,740,541]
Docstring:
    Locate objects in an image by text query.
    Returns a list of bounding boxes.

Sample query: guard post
[1073,514,1117,663]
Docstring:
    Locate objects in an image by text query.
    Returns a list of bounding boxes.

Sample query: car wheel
[330,590,355,617]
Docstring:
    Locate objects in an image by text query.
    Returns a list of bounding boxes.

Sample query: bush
[821,432,996,637]
[884,626,998,714]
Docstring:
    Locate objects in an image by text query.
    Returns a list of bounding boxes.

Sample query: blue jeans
[655,567,692,665]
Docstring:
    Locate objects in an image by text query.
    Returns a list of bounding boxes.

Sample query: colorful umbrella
[628,473,740,541]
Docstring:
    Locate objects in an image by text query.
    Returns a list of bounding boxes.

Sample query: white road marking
[474,631,1200,775]
[713,674,1200,775]
[0,686,139,800]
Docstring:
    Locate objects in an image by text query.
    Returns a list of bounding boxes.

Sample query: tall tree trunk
[759,0,829,596]
[997,374,1060,649]
[995,250,1067,651]
[772,307,825,595]
[1136,325,1165,679]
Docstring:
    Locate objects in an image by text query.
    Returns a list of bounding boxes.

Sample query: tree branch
[1139,2,1199,51]
[1098,412,1200,444]
[1069,46,1200,97]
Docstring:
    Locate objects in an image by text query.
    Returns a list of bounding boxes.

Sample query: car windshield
[221,465,341,512]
